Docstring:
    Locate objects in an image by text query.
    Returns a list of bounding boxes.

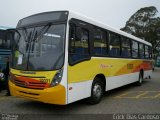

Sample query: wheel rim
[93,83,102,98]
[139,74,142,83]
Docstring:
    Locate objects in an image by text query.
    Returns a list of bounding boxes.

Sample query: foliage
[121,6,160,55]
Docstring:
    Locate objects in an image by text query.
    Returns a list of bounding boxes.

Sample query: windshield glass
[12,24,66,71]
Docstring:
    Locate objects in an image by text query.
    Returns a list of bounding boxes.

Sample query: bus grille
[14,79,46,90]
[10,74,49,90]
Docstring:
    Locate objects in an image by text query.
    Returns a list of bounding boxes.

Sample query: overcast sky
[0,0,160,29]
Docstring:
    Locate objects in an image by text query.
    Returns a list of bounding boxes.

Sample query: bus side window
[93,28,107,56]
[0,31,5,48]
[69,24,90,65]
[145,45,149,59]
[121,37,131,58]
[109,32,120,57]
[139,43,145,59]
[69,24,76,54]
[148,46,152,59]
[6,32,12,49]
[0,39,2,47]
[132,41,138,58]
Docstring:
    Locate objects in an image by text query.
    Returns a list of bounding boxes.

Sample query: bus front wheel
[87,77,104,105]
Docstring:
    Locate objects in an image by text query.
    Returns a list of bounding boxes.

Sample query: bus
[9,11,152,105]
[0,26,13,91]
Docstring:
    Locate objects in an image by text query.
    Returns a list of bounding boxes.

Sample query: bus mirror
[15,31,21,41]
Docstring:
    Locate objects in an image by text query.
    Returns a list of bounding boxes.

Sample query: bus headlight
[50,69,63,87]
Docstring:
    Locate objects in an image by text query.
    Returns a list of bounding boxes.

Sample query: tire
[87,77,104,105]
[136,72,143,86]
[149,76,151,79]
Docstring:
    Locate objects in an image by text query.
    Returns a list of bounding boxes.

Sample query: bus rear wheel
[87,77,104,105]
[136,72,143,86]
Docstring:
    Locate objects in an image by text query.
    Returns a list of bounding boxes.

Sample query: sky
[0,0,160,29]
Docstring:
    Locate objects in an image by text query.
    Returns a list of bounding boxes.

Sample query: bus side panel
[106,72,139,91]
[67,60,97,104]
[68,80,93,103]
[67,58,131,104]
[67,58,152,104]
[143,60,152,79]
[144,70,152,78]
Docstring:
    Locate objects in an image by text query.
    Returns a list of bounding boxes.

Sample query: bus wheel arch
[87,74,106,105]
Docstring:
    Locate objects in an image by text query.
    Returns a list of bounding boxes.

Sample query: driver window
[69,23,90,65]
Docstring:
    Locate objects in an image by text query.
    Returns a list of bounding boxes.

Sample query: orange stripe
[115,60,152,76]
[10,73,50,89]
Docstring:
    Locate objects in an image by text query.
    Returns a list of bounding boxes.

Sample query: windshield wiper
[31,23,52,52]
[22,27,28,42]
[34,23,52,41]
[26,31,33,52]
[26,23,52,69]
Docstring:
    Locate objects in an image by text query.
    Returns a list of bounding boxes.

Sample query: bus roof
[16,10,152,46]
[68,11,152,46]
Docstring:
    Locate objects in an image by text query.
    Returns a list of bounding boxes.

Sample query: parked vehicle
[0,26,14,92]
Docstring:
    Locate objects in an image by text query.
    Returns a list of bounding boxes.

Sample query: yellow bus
[9,11,152,105]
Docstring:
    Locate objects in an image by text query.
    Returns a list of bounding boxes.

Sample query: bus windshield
[13,24,66,71]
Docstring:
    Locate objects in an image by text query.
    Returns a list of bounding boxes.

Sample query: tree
[121,6,160,55]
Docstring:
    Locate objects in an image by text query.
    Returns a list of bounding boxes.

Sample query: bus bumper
[9,81,66,105]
